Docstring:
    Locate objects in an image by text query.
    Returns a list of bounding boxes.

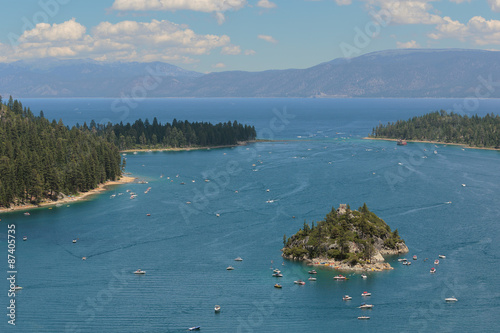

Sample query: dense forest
[371,110,500,148]
[283,204,406,266]
[81,118,256,150]
[0,96,122,208]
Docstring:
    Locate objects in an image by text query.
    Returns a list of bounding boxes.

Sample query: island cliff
[282,204,409,271]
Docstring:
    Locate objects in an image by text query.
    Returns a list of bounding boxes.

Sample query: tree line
[77,118,257,150]
[0,96,121,208]
[371,110,500,148]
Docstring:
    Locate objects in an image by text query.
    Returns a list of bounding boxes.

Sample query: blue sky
[0,0,499,73]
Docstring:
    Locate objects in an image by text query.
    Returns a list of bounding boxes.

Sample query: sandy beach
[120,140,260,153]
[0,176,136,214]
[363,137,500,151]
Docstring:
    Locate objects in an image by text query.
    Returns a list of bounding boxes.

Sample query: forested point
[371,110,500,148]
[0,96,122,208]
[83,117,257,150]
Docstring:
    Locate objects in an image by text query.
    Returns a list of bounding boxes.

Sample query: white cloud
[258,34,277,43]
[369,0,443,25]
[19,18,86,42]
[335,0,352,5]
[112,0,247,12]
[488,0,500,12]
[257,0,277,8]
[212,62,226,68]
[396,40,421,48]
[429,15,500,45]
[221,45,241,55]
[6,18,236,64]
[244,49,256,55]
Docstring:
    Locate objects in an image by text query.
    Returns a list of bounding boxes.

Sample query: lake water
[1,98,499,332]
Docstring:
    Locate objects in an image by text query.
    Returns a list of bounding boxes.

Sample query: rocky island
[282,204,408,272]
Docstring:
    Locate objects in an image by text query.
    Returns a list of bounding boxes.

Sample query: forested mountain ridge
[371,110,500,148]
[0,96,122,208]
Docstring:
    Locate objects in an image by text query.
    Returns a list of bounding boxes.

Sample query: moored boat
[226,266,234,270]
[23,236,27,241]
[274,283,282,288]
[294,280,305,285]
[361,291,371,297]
[358,316,370,320]
[434,259,439,265]
[397,139,407,146]
[430,267,436,273]
[272,273,283,277]
[134,269,146,274]
[413,255,417,260]
[445,297,458,302]
[72,239,77,243]
[214,305,221,312]
[343,295,352,301]
[359,303,373,309]
[234,257,243,261]
[308,270,317,274]
[361,274,367,279]
[308,277,317,281]
[439,255,446,259]
[188,326,201,331]
[334,275,347,280]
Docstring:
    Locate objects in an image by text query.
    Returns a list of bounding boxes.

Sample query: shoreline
[0,176,136,214]
[119,140,282,153]
[363,137,500,151]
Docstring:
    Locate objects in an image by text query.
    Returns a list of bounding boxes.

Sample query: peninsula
[282,204,408,271]
[369,110,500,150]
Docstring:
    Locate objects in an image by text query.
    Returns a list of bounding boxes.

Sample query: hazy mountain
[1,49,499,98]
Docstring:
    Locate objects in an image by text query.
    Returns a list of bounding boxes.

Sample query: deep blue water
[1,98,500,332]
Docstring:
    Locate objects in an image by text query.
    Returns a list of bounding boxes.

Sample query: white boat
[398,258,407,262]
[72,239,77,243]
[294,280,305,285]
[214,305,221,312]
[272,273,283,277]
[24,212,30,216]
[413,255,417,260]
[234,257,243,261]
[134,269,146,274]
[434,259,440,265]
[343,295,352,301]
[361,274,367,279]
[82,257,87,260]
[23,236,27,241]
[308,270,317,274]
[439,255,446,259]
[445,297,458,302]
[188,326,201,331]
[216,213,220,217]
[403,261,411,265]
[334,275,347,280]
[361,291,371,297]
[430,267,436,273]
[308,277,317,281]
[462,184,466,187]
[273,269,281,274]
[226,266,234,270]
[358,316,370,320]
[359,304,373,309]
[13,286,23,291]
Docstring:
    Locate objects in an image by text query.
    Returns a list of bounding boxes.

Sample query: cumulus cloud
[212,62,226,68]
[396,40,421,48]
[244,49,256,55]
[112,0,247,12]
[257,0,277,8]
[488,0,500,11]
[221,45,241,55]
[429,16,500,45]
[7,18,238,63]
[258,34,277,43]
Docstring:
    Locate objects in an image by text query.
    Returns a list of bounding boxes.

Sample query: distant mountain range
[1,49,499,98]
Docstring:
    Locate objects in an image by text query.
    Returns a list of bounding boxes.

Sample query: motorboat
[398,258,407,262]
[402,261,411,265]
[234,257,243,261]
[308,270,317,274]
[214,305,221,312]
[308,277,317,281]
[413,255,417,260]
[134,269,146,274]
[343,295,352,301]
[13,286,23,291]
[272,273,283,277]
[274,284,282,288]
[358,316,370,320]
[439,255,446,259]
[72,239,77,243]
[434,259,439,265]
[430,267,436,273]
[294,280,305,285]
[146,213,151,216]
[82,257,87,260]
[23,236,27,241]
[188,327,201,331]
[361,291,371,297]
[334,275,347,280]
[359,303,373,309]
[273,269,281,274]
[24,212,30,216]
[361,274,367,279]
[445,297,458,302]
[226,266,234,270]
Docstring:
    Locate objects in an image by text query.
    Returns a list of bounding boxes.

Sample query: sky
[0,0,499,73]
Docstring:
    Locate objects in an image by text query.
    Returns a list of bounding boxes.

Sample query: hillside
[282,204,408,271]
[1,49,499,98]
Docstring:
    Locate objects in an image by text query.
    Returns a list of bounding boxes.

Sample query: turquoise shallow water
[1,98,500,332]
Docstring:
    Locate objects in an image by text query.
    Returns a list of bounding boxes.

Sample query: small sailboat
[214,305,221,313]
